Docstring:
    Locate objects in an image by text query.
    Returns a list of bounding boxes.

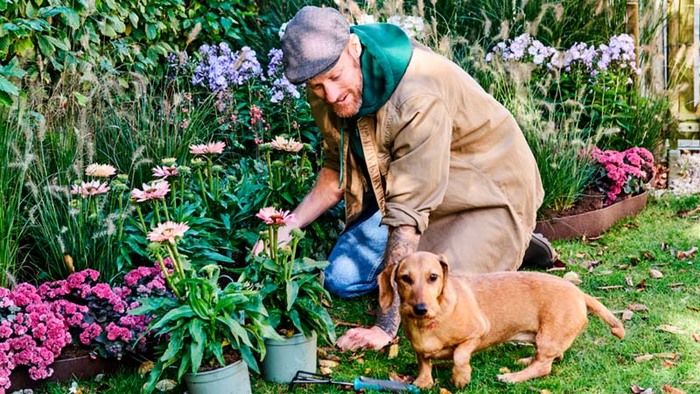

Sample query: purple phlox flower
[192,43,263,92]
[267,48,284,78]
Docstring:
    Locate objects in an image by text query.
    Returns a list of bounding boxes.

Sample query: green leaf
[285,280,299,312]
[189,319,205,373]
[145,24,157,40]
[73,91,87,106]
[128,12,139,28]
[36,35,55,56]
[0,75,20,96]
[160,330,184,361]
[13,37,34,56]
[150,305,195,333]
[0,91,13,106]
[45,35,69,51]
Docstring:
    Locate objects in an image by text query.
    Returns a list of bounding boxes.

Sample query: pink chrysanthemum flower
[130,181,170,202]
[189,141,226,155]
[152,165,179,179]
[71,181,110,198]
[270,136,303,153]
[147,221,190,244]
[256,207,295,225]
[85,163,117,178]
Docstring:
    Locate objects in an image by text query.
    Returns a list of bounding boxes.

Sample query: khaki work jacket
[309,45,544,273]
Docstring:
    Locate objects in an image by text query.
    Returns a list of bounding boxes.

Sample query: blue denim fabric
[324,209,387,299]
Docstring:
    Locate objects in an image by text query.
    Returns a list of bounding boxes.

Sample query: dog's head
[378,251,449,320]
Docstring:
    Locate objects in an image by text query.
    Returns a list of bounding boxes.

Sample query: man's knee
[323,260,377,299]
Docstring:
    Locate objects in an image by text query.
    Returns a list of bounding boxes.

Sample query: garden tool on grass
[288,370,420,393]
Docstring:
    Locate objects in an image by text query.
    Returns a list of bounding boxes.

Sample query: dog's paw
[497,372,522,384]
[412,376,434,389]
[516,356,533,366]
[452,371,471,388]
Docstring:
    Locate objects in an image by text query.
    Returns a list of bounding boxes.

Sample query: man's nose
[324,85,342,103]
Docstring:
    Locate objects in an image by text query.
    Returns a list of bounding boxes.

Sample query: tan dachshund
[378,251,625,388]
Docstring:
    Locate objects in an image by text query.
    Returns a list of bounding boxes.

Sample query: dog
[378,251,625,388]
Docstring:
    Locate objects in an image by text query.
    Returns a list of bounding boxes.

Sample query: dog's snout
[413,303,428,316]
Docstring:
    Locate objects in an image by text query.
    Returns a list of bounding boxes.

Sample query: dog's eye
[429,273,438,282]
[400,274,413,285]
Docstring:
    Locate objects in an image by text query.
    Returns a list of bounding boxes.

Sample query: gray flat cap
[281,6,350,84]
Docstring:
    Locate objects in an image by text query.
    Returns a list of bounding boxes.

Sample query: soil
[541,191,606,219]
[57,344,94,359]
[198,349,242,372]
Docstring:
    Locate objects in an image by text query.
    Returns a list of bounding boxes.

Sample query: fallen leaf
[629,256,640,265]
[657,324,685,334]
[319,359,340,368]
[631,384,654,394]
[563,271,581,285]
[598,285,624,290]
[634,354,654,362]
[616,264,630,270]
[649,269,664,279]
[677,247,698,260]
[540,390,553,394]
[621,310,634,320]
[499,367,511,374]
[389,372,413,384]
[636,278,647,292]
[154,379,177,392]
[687,305,700,312]
[678,206,700,217]
[580,260,601,271]
[669,283,684,290]
[138,361,154,376]
[625,276,635,287]
[439,388,453,394]
[642,251,655,260]
[319,366,334,375]
[653,352,680,360]
[363,368,372,375]
[334,319,364,327]
[575,253,586,259]
[348,353,365,362]
[662,359,677,368]
[662,384,686,394]
[692,332,700,343]
[627,303,649,312]
[387,343,400,360]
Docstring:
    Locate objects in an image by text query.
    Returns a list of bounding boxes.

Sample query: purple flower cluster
[192,43,263,91]
[0,263,172,390]
[488,33,640,77]
[266,48,301,104]
[592,146,655,204]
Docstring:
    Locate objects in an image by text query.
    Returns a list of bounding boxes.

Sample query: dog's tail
[584,294,626,340]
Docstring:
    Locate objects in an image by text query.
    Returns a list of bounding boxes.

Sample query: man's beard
[333,95,362,118]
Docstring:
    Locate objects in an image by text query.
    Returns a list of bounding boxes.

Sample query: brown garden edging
[535,192,648,241]
[8,354,120,391]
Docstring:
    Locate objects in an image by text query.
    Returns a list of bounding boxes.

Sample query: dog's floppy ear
[377,263,399,311]
[437,253,450,280]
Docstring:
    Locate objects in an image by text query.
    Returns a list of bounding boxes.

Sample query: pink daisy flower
[85,163,117,178]
[152,165,179,179]
[189,141,226,155]
[256,207,296,225]
[71,181,110,198]
[270,136,303,153]
[130,181,170,202]
[147,221,190,244]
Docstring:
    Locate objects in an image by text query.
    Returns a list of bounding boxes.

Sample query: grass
[36,193,700,393]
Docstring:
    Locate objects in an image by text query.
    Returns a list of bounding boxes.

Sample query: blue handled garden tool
[288,370,420,393]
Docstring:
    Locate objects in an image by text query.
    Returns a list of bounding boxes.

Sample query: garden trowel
[288,370,420,393]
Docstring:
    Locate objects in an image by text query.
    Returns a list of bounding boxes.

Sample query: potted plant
[129,221,280,394]
[245,207,337,383]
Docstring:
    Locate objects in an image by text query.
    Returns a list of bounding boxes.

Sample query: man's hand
[251,224,295,256]
[336,325,393,351]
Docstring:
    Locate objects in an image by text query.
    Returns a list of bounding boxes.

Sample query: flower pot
[8,353,119,392]
[184,359,251,394]
[262,331,317,383]
[535,192,648,241]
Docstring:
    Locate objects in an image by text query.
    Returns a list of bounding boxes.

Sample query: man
[278,6,545,351]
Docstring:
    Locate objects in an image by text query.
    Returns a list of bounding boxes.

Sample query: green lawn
[40,194,700,394]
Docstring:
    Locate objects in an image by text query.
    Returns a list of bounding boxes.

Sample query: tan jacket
[310,45,544,273]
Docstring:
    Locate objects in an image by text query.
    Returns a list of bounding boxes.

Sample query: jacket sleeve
[381,94,452,233]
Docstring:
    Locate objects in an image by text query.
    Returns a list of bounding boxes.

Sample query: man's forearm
[291,167,343,228]
[375,225,420,337]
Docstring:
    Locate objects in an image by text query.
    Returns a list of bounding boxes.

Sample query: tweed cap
[281,6,350,84]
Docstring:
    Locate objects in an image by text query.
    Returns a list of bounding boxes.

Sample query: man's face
[308,43,363,118]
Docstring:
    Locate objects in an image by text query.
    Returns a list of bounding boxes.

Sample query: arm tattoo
[376,225,420,337]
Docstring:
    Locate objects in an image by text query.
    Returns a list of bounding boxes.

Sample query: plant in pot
[245,206,337,383]
[130,221,280,394]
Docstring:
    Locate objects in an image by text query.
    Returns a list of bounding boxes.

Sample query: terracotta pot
[9,354,119,391]
[535,192,648,241]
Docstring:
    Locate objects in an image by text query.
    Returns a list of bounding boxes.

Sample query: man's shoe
[521,233,558,269]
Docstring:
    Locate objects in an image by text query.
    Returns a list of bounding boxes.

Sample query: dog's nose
[413,303,428,316]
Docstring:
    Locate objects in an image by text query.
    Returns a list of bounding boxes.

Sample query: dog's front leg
[412,353,434,389]
[452,341,478,388]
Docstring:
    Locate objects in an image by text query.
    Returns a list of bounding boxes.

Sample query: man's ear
[348,33,362,58]
[377,263,398,311]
